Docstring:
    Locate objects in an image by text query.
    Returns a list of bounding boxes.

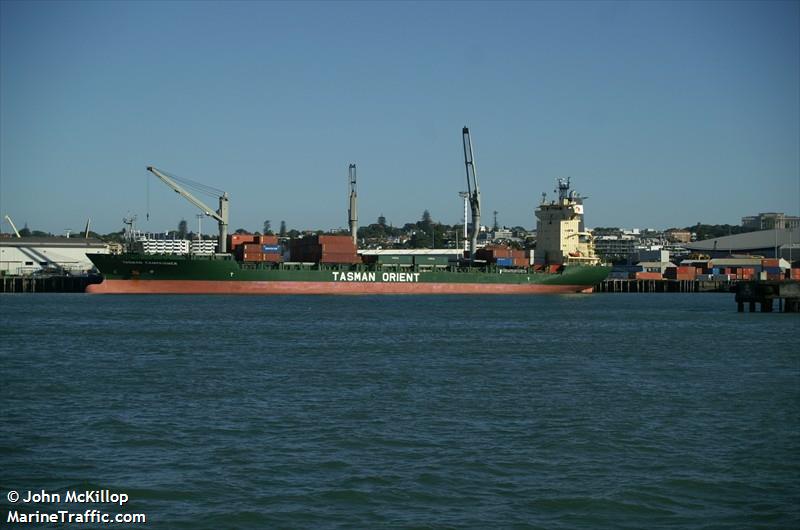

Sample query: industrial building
[0,237,109,276]
[684,228,799,260]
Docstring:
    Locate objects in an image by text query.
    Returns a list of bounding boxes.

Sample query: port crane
[462,127,481,261]
[146,166,230,253]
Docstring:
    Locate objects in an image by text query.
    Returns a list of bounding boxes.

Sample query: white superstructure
[534,178,600,265]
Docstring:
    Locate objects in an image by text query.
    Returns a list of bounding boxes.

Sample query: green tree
[421,210,432,232]
[263,220,272,235]
[378,214,386,227]
[279,220,287,237]
[410,230,431,248]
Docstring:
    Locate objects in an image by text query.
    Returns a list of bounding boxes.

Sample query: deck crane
[4,215,22,238]
[146,166,230,253]
[462,127,481,261]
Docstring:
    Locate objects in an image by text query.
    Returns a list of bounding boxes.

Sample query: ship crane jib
[146,166,230,253]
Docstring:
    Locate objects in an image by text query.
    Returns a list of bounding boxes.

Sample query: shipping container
[261,245,281,253]
[635,272,662,280]
[496,258,513,267]
[227,234,256,251]
[254,235,279,245]
[413,255,449,266]
[242,253,282,262]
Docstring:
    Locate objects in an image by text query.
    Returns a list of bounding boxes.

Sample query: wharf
[0,274,102,293]
[595,279,732,293]
[735,280,800,313]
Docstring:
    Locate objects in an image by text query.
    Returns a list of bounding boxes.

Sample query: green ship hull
[86,253,611,295]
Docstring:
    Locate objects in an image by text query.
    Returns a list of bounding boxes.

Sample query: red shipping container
[762,259,780,268]
[242,252,282,262]
[636,272,662,280]
[254,235,279,245]
[228,234,256,247]
[317,235,355,245]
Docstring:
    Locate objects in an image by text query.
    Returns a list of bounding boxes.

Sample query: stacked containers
[791,268,800,280]
[664,266,696,280]
[290,235,361,264]
[227,233,256,251]
[236,235,282,262]
[736,267,755,280]
[476,245,528,267]
[761,258,783,280]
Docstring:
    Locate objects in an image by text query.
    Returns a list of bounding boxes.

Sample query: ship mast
[462,127,481,262]
[348,163,358,246]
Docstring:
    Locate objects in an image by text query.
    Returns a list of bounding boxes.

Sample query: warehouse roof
[685,228,795,252]
[0,237,108,248]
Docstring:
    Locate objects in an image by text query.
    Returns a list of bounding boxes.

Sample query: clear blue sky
[1,0,798,235]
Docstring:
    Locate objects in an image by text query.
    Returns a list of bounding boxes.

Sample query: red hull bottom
[86,280,594,295]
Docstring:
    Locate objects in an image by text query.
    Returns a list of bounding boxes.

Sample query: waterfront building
[593,234,637,262]
[0,237,109,275]
[742,212,800,230]
[665,229,692,244]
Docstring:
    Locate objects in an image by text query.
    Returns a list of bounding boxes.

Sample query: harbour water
[1,293,798,528]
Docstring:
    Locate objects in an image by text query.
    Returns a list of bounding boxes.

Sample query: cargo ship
[86,184,610,295]
[86,130,609,295]
[85,252,610,295]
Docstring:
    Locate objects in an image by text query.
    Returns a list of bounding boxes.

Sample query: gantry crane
[146,166,230,253]
[462,127,481,261]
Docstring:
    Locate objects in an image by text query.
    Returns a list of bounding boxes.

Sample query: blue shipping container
[496,258,513,267]
[765,266,782,274]
[262,245,281,253]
